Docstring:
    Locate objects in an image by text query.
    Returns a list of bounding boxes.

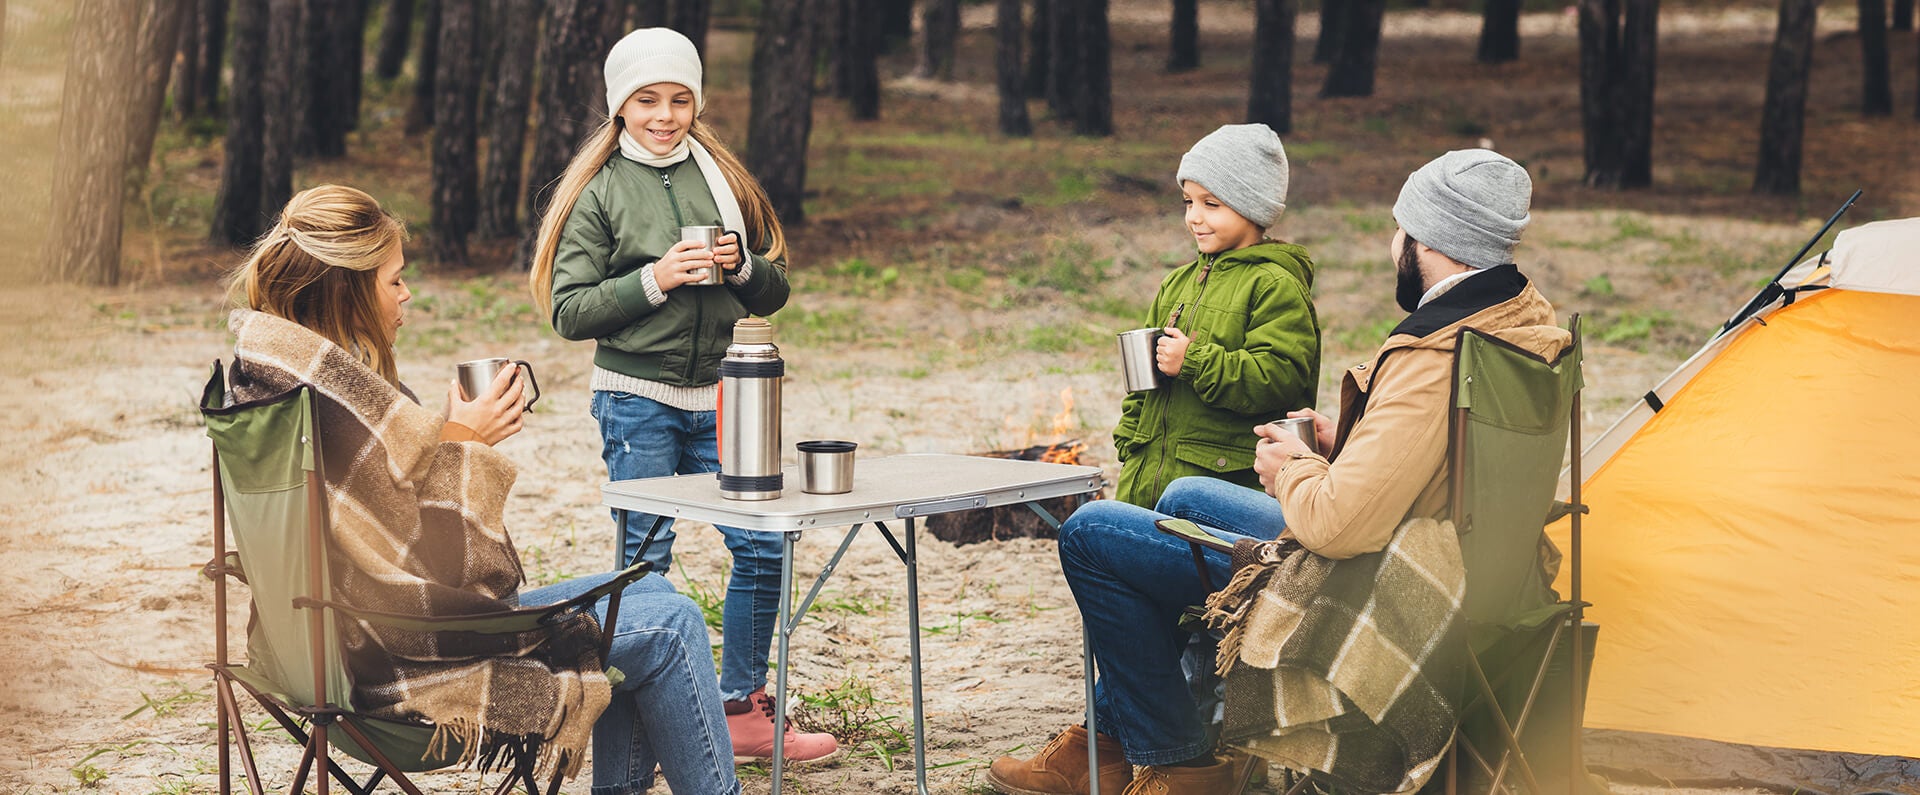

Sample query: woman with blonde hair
[227,184,743,793]
[528,29,837,763]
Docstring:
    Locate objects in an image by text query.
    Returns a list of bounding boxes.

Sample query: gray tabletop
[601,453,1104,532]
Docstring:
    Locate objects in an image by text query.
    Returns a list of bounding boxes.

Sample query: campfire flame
[997,388,1087,465]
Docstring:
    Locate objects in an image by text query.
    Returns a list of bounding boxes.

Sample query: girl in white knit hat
[528,28,840,769]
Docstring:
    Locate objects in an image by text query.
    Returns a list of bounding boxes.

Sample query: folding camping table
[602,453,1104,795]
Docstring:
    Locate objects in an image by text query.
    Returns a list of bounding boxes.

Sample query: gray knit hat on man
[1391,149,1532,269]
[1175,124,1289,229]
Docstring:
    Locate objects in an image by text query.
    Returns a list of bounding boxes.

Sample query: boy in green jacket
[1113,123,1321,508]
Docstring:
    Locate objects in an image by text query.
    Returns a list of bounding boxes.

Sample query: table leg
[905,516,929,795]
[773,531,795,795]
[1085,631,1100,795]
[615,510,670,570]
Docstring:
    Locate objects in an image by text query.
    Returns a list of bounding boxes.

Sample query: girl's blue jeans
[520,573,741,795]
[1058,476,1287,764]
[592,390,783,702]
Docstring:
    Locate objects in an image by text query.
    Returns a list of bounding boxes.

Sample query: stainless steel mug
[1117,328,1165,392]
[680,225,729,286]
[455,358,541,412]
[796,440,856,495]
[718,318,783,500]
[1268,416,1318,455]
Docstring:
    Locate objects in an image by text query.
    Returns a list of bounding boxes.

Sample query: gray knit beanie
[1391,149,1532,269]
[1175,124,1289,228]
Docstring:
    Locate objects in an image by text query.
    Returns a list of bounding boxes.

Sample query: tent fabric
[1547,285,1920,757]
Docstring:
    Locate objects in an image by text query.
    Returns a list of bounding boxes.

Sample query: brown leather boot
[986,725,1133,795]
[1120,755,1252,795]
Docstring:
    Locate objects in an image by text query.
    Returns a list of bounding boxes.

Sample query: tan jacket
[1274,268,1566,559]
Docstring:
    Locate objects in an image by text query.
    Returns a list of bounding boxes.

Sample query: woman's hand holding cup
[447,363,526,446]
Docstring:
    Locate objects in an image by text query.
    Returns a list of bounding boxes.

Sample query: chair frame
[205,383,648,795]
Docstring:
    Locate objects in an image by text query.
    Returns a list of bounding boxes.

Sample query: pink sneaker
[724,688,843,766]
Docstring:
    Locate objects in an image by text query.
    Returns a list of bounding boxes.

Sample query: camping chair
[1158,316,1593,795]
[200,364,650,795]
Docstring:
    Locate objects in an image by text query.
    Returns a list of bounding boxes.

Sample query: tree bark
[1168,0,1199,72]
[919,0,959,79]
[1477,0,1522,63]
[1620,0,1657,186]
[304,0,358,157]
[406,0,440,133]
[375,0,414,80]
[1246,0,1295,134]
[172,0,202,118]
[1579,0,1658,188]
[1857,0,1892,115]
[129,0,190,181]
[1754,0,1819,195]
[669,0,711,55]
[479,0,539,239]
[841,0,883,119]
[261,0,304,218]
[431,0,480,267]
[996,0,1032,135]
[748,0,817,222]
[1313,0,1343,64]
[47,0,140,285]
[522,0,608,256]
[884,0,914,49]
[1893,0,1912,29]
[196,0,227,114]
[1045,0,1077,115]
[1025,0,1049,96]
[213,0,270,245]
[1319,0,1384,97]
[1072,0,1111,135]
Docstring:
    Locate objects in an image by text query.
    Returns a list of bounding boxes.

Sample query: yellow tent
[1548,217,1920,758]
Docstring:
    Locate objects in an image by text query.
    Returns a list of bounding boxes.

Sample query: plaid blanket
[228,309,608,779]
[1203,517,1468,794]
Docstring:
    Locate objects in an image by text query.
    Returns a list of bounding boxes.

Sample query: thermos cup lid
[732,317,775,344]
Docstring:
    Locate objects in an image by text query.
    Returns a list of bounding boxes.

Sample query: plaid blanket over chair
[1203,517,1469,794]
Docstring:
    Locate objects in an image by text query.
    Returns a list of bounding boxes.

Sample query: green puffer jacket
[1113,241,1320,508]
[548,156,790,387]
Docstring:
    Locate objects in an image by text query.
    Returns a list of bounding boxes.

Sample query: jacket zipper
[657,166,700,383]
[1149,252,1220,493]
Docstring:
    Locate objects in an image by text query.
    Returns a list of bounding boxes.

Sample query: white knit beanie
[1175,124,1290,228]
[604,28,704,116]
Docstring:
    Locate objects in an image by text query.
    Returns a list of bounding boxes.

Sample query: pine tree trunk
[1620,0,1657,187]
[997,0,1032,135]
[213,0,270,245]
[748,0,817,222]
[1072,0,1111,135]
[46,0,140,285]
[1579,0,1658,188]
[374,0,414,80]
[521,0,607,257]
[1025,0,1049,96]
[260,0,304,221]
[1477,0,1521,63]
[196,0,227,115]
[1168,0,1199,72]
[1313,0,1342,64]
[305,0,358,158]
[884,0,914,50]
[919,0,959,79]
[1045,0,1078,116]
[1246,0,1295,134]
[479,0,538,239]
[129,0,190,181]
[1858,0,1892,115]
[1893,0,1913,29]
[431,0,480,267]
[1578,0,1620,185]
[1319,0,1383,97]
[636,0,667,28]
[823,0,848,96]
[669,0,711,54]
[172,0,202,118]
[1754,0,1819,195]
[347,0,366,129]
[842,0,883,119]
[406,0,440,133]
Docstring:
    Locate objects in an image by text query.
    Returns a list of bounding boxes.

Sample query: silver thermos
[718,318,783,500]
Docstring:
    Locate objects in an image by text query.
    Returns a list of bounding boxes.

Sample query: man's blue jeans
[593,390,783,702]
[1059,476,1287,764]
[521,573,741,795]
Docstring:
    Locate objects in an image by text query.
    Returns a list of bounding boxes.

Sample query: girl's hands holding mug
[711,232,743,272]
[654,240,718,291]
[1156,327,1192,377]
[447,364,526,446]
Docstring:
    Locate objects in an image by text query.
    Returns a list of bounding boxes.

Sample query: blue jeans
[520,573,741,795]
[593,390,783,702]
[1058,476,1287,765]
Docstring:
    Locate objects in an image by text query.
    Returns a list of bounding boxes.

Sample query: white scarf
[619,131,748,244]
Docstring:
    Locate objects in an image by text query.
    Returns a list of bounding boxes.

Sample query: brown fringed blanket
[227,309,608,778]
[1202,517,1468,794]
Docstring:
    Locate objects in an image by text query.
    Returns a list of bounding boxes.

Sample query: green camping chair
[200,364,649,795]
[1157,316,1593,795]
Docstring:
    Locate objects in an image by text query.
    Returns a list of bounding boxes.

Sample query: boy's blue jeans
[1060,476,1288,764]
[593,390,783,702]
[520,573,741,795]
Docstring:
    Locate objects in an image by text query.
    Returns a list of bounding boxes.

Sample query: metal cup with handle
[455,358,541,412]
[680,225,737,286]
[1117,328,1166,392]
[1267,416,1319,455]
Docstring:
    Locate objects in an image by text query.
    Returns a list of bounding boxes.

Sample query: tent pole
[1720,190,1860,334]
[1569,317,1585,795]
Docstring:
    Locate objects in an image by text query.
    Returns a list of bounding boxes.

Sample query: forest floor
[1,1,1916,792]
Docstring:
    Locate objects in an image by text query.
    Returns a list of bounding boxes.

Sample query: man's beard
[1395,241,1425,313]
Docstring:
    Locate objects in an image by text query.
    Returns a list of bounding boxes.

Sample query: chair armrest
[1155,519,1236,555]
[291,561,654,635]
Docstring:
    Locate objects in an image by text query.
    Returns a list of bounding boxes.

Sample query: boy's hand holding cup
[1156,327,1192,377]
